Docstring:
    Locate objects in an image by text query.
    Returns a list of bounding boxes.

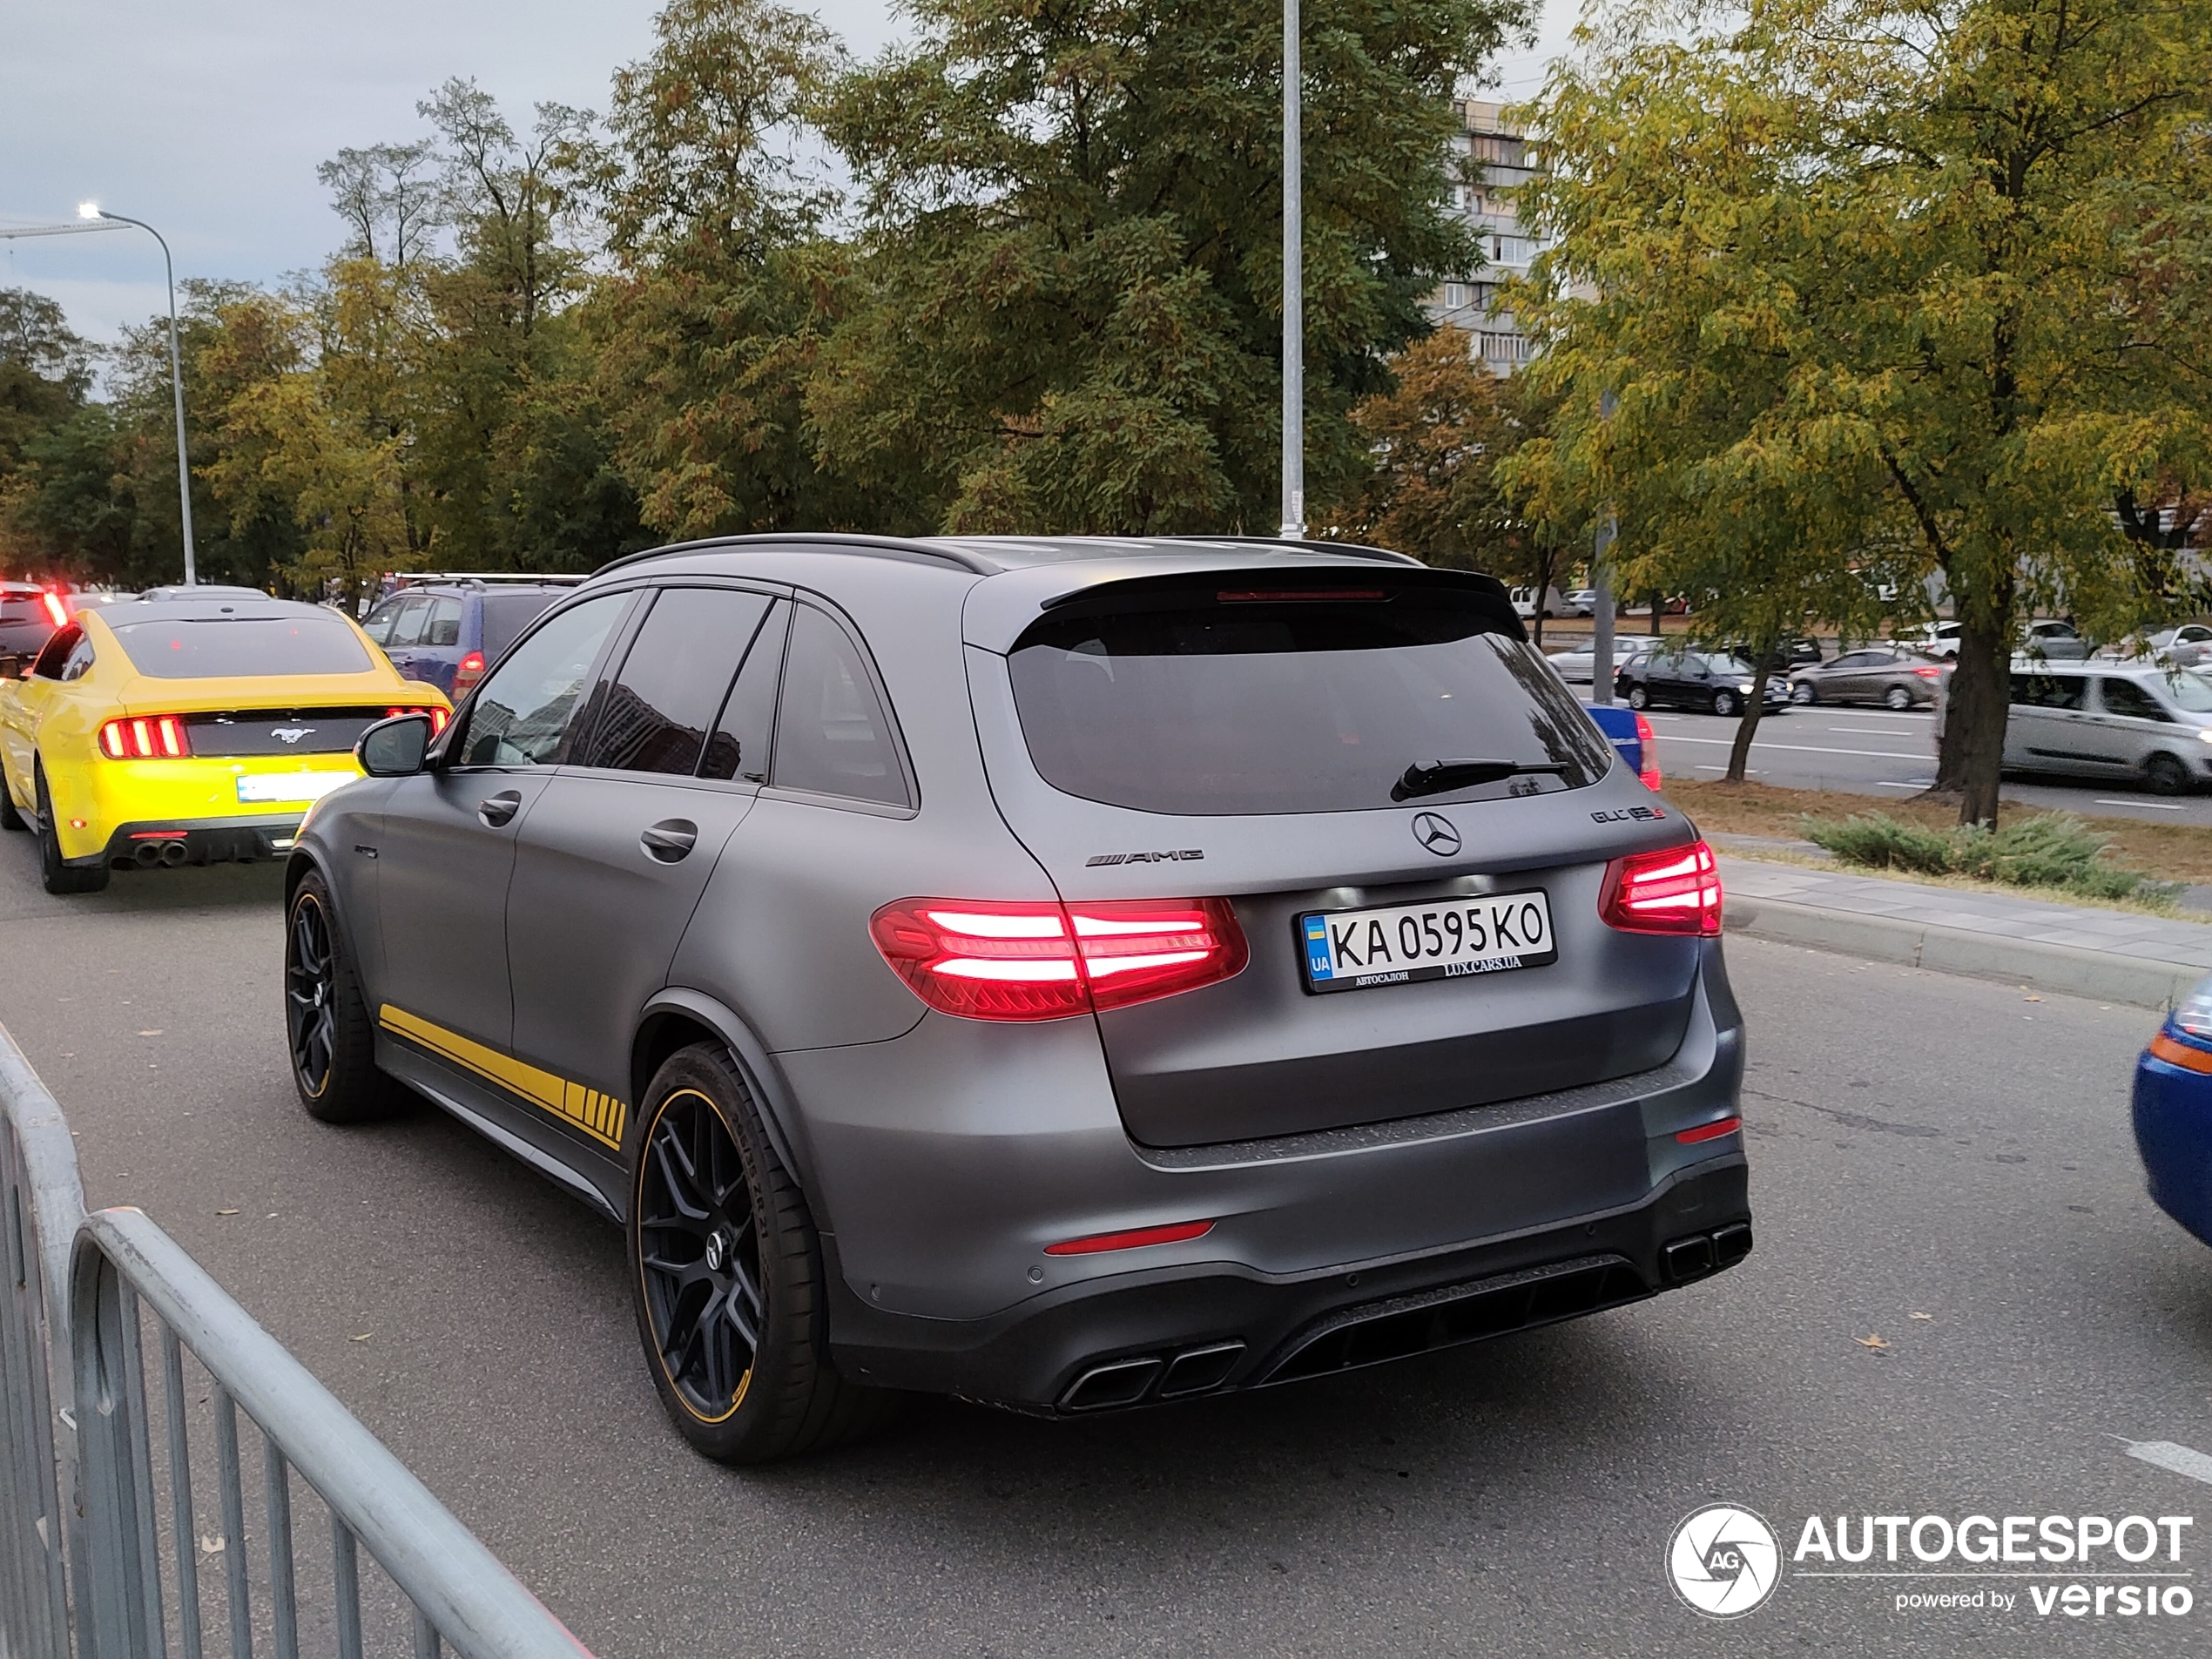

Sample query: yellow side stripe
[379,1005,627,1149]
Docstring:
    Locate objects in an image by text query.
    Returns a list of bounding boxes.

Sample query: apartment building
[1426,98,1545,373]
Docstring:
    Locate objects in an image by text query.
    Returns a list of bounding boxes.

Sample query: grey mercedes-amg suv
[283,535,1750,1462]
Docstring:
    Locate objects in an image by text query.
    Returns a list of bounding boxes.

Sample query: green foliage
[1802,810,2180,905]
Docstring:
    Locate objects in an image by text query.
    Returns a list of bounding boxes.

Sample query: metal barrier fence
[0,1022,598,1659]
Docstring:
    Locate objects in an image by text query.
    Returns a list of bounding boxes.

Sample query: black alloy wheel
[637,1085,765,1426]
[1712,690,1740,718]
[282,872,395,1122]
[2145,752,2192,798]
[627,1044,894,1463]
[1626,685,1650,711]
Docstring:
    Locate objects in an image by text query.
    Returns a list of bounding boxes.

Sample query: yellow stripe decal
[379,1005,626,1149]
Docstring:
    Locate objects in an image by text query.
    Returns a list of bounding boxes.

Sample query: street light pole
[79,204,195,586]
[1278,0,1305,539]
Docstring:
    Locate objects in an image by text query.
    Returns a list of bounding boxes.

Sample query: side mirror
[358,712,433,777]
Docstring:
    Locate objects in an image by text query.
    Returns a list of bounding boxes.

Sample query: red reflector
[1044,1220,1214,1256]
[40,591,69,629]
[98,715,191,760]
[1217,590,1386,604]
[2150,1032,2212,1075]
[1633,711,1662,791]
[1676,1115,1742,1144]
[128,830,186,840]
[1600,840,1722,935]
[869,897,1250,1022]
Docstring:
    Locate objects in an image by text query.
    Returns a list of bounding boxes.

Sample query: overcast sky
[1,0,1572,349]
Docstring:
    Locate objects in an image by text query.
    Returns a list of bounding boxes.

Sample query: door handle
[478,789,523,827]
[641,819,698,864]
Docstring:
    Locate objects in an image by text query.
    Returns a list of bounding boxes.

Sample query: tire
[35,766,105,894]
[1791,683,1817,706]
[1626,685,1650,711]
[2145,752,2192,798]
[1883,685,1915,711]
[629,1043,895,1464]
[285,871,400,1122]
[1711,691,1740,718]
[0,770,24,832]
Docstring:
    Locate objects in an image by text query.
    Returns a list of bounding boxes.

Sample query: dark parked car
[1617,651,1790,717]
[0,583,68,669]
[361,576,583,698]
[1788,646,1946,710]
[288,535,1750,1462]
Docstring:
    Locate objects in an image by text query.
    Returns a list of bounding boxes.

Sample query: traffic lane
[2,841,2209,1655]
[1642,706,2212,827]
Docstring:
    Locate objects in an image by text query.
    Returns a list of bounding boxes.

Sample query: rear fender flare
[631,988,822,1219]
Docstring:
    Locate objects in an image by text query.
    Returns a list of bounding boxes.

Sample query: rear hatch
[965,563,1703,1149]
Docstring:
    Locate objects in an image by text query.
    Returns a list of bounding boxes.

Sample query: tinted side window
[582,588,772,776]
[701,602,788,783]
[459,594,629,767]
[58,635,95,681]
[480,591,563,660]
[29,626,83,680]
[2101,679,2171,722]
[771,605,909,806]
[2010,673,2084,710]
[424,597,462,648]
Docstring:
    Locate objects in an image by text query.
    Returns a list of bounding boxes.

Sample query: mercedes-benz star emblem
[1411,812,1461,857]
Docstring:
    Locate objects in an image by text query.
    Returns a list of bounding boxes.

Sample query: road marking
[1693,765,1764,774]
[1827,726,1921,735]
[1651,735,1930,761]
[2096,799,2187,812]
[2126,1440,2212,1486]
[1874,781,1923,789]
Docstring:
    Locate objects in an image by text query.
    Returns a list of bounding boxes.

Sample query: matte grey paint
[292,534,1749,1408]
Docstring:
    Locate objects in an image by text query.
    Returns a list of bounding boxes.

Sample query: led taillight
[869,897,1250,1022]
[98,715,191,759]
[386,705,450,733]
[1633,711,1662,791]
[40,591,69,628]
[452,651,487,697]
[1912,665,1942,679]
[1599,840,1722,936]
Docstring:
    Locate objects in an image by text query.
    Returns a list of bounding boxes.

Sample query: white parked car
[1510,583,1568,621]
[1544,634,1662,684]
[1566,589,1599,617]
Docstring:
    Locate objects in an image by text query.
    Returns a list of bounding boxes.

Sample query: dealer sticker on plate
[1300,890,1556,994]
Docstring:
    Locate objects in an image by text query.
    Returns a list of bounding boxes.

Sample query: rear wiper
[1391,758,1572,802]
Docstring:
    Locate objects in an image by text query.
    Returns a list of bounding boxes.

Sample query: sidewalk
[1718,851,2212,1010]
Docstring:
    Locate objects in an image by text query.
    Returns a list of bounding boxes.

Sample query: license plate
[236,772,353,805]
[1299,890,1556,994]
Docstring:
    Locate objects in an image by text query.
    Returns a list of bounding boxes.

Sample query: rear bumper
[48,756,360,860]
[87,814,307,870]
[2134,1053,2212,1246]
[826,1156,1750,1411]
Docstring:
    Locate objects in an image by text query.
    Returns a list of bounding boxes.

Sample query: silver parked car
[283,536,1750,1461]
[1789,646,1946,710]
[2004,663,2212,795]
[1544,633,1662,684]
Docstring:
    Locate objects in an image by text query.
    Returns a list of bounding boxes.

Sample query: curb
[1723,895,2202,1011]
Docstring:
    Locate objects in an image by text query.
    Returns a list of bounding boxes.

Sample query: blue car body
[2132,977,2212,1245]
[361,581,575,698]
[1585,702,1644,778]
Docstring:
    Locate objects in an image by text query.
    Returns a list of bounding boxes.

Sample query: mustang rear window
[109,615,372,679]
[1007,584,1612,815]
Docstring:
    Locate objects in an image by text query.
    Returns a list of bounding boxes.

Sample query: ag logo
[1667,1504,1781,1618]
[1409,812,1460,858]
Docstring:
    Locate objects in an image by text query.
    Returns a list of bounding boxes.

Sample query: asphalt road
[4,842,2212,1656]
[1627,704,2212,828]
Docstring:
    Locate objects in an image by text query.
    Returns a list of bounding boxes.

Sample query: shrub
[1799,811,2178,907]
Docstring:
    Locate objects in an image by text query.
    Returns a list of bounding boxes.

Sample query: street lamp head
[77,201,101,220]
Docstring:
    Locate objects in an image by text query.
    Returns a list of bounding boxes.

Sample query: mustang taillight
[98,715,191,759]
[385,705,449,732]
[452,650,487,697]
[869,897,1250,1022]
[1599,840,1722,936]
[1633,711,1662,791]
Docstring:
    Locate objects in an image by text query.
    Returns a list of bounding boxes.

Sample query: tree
[813,0,1530,534]
[1516,0,2212,823]
[1325,327,1571,637]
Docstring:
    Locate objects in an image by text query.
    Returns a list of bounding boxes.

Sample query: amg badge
[1590,805,1667,824]
[1085,849,1204,867]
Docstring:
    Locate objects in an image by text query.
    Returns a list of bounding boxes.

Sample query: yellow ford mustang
[0,591,448,894]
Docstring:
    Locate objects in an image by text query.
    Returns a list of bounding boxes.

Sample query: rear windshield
[480,591,565,660]
[1008,584,1613,815]
[109,614,372,679]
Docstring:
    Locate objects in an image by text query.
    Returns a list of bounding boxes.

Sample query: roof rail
[592,533,997,579]
[391,571,590,587]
